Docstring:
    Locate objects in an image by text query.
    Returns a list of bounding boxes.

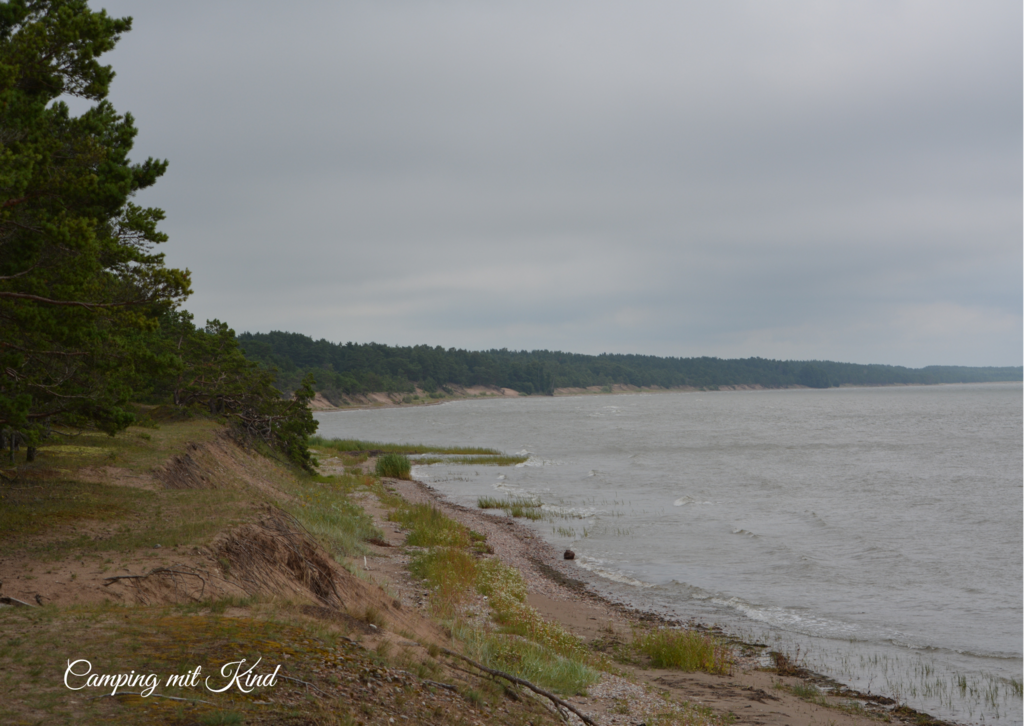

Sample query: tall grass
[476,558,593,663]
[455,626,600,697]
[310,437,501,455]
[633,627,732,675]
[409,547,477,614]
[375,453,411,479]
[388,502,469,547]
[477,496,545,520]
[285,474,382,558]
[413,454,528,466]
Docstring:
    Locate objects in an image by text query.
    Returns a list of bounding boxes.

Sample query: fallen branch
[0,595,35,607]
[438,647,596,726]
[423,679,459,692]
[89,692,215,706]
[277,674,332,698]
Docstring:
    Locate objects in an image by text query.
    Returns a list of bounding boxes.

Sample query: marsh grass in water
[311,436,527,466]
[310,437,502,456]
[477,495,545,520]
[771,637,1024,722]
[413,454,528,466]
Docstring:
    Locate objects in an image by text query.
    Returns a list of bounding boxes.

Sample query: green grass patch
[282,472,383,559]
[0,603,397,725]
[0,479,141,541]
[375,453,412,479]
[455,626,599,697]
[12,420,225,474]
[477,495,545,520]
[409,547,478,614]
[310,436,501,456]
[413,454,528,466]
[0,478,252,558]
[775,681,869,716]
[633,627,733,674]
[388,501,470,547]
[476,558,594,664]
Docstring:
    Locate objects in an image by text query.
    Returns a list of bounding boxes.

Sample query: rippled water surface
[315,383,1023,724]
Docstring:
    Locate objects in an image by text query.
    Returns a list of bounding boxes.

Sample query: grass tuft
[311,437,501,456]
[375,453,412,479]
[455,626,599,697]
[414,454,528,466]
[409,547,478,614]
[477,495,545,520]
[389,502,469,548]
[633,627,733,674]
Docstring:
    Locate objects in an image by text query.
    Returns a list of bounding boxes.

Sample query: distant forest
[237,331,1022,402]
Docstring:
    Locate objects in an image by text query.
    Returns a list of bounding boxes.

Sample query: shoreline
[384,472,956,726]
[310,380,1018,413]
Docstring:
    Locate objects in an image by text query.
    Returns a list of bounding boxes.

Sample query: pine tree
[0,1,190,455]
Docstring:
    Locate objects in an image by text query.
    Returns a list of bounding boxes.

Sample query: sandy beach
[342,461,948,726]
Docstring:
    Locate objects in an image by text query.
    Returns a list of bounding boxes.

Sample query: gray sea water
[315,383,1023,724]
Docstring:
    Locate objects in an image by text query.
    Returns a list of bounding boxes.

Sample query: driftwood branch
[89,692,216,705]
[438,647,596,726]
[423,679,459,692]
[277,674,332,698]
[0,595,35,607]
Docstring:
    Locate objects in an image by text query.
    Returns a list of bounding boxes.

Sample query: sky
[81,1,1021,368]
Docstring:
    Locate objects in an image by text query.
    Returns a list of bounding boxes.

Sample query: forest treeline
[0,2,316,471]
[237,331,1022,402]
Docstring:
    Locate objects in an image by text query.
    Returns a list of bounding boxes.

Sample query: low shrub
[375,453,411,479]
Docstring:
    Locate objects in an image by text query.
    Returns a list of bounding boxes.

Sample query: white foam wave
[714,597,861,637]
[542,505,598,518]
[515,457,562,468]
[674,496,714,506]
[575,558,656,588]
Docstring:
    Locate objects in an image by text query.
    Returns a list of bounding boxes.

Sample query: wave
[712,597,862,638]
[673,495,715,506]
[575,557,656,588]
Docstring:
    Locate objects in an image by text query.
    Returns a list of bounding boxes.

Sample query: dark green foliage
[147,311,319,471]
[375,452,411,480]
[0,1,190,449]
[0,3,317,472]
[238,331,1022,396]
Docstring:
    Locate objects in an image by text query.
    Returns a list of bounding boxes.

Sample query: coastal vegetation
[312,436,529,467]
[238,330,1023,399]
[0,3,317,473]
[478,495,546,520]
[310,437,502,455]
[375,452,412,479]
[633,627,732,675]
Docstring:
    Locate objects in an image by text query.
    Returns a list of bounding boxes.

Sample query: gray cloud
[85,0,1021,367]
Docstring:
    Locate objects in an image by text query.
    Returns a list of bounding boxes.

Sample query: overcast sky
[85,1,1021,367]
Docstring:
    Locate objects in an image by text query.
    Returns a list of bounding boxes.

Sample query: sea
[314,382,1023,725]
